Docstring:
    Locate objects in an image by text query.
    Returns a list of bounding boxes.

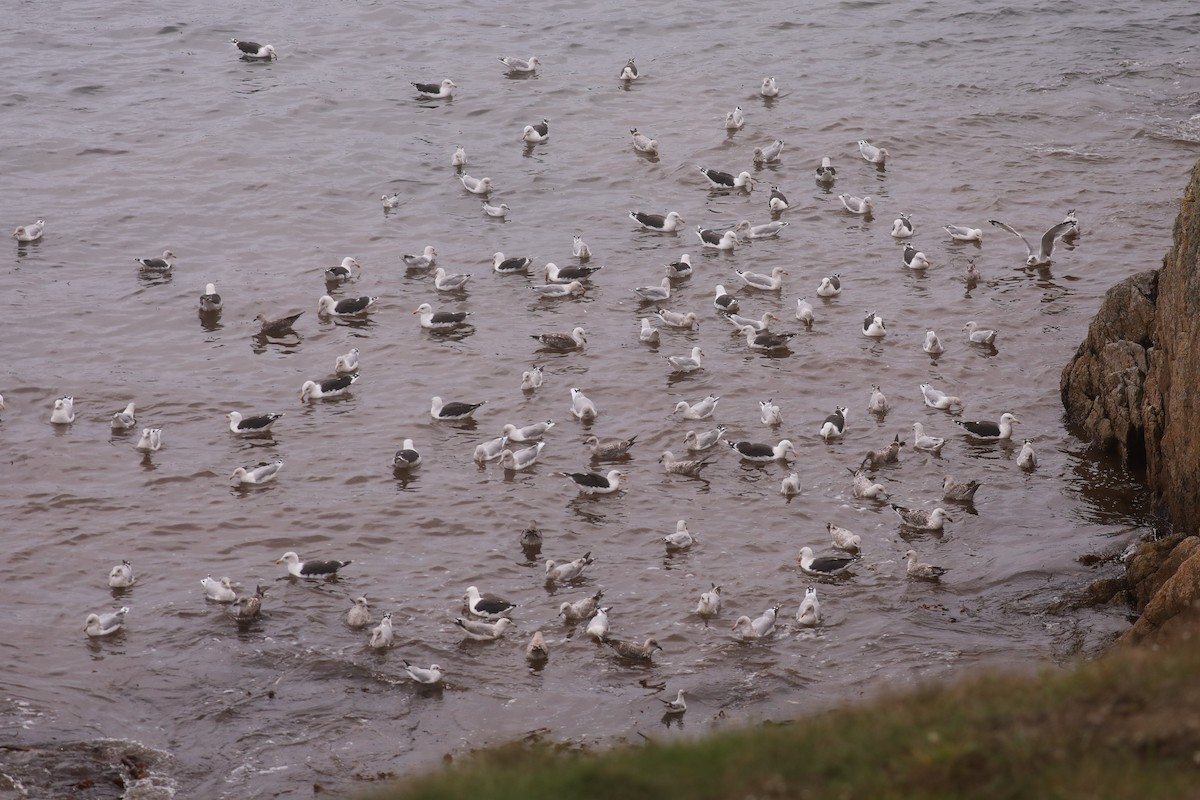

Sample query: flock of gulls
[12,41,1078,722]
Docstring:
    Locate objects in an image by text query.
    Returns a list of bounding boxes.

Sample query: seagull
[456,616,513,642]
[735,219,788,239]
[684,426,726,452]
[135,428,162,452]
[433,267,471,291]
[403,246,438,269]
[84,607,129,637]
[862,434,904,469]
[697,227,740,251]
[199,283,222,312]
[500,441,546,471]
[317,295,378,317]
[660,451,712,478]
[724,106,745,130]
[586,606,611,640]
[276,550,351,578]
[634,277,672,302]
[814,156,837,185]
[108,560,135,588]
[630,128,659,154]
[868,385,889,415]
[760,76,779,96]
[499,55,540,73]
[571,235,592,261]
[768,185,790,211]
[728,438,797,462]
[560,470,623,495]
[227,411,283,435]
[472,435,509,463]
[1017,439,1038,470]
[660,690,687,714]
[796,587,821,626]
[736,267,787,291]
[323,257,363,284]
[955,412,1020,440]
[381,194,400,209]
[850,467,887,500]
[891,214,914,238]
[863,311,887,338]
[713,284,739,313]
[639,318,661,344]
[135,249,176,270]
[729,311,778,333]
[965,261,982,286]
[752,139,784,165]
[414,302,471,330]
[820,406,848,440]
[254,311,303,337]
[585,434,637,459]
[945,224,983,242]
[530,280,585,299]
[666,346,704,373]
[111,402,137,431]
[231,39,276,59]
[233,585,267,621]
[696,583,722,617]
[989,217,1077,266]
[201,575,237,603]
[570,387,598,421]
[411,78,456,98]
[630,210,685,232]
[334,348,360,376]
[545,551,595,582]
[521,366,545,392]
[698,166,754,190]
[11,219,45,242]
[780,472,802,497]
[482,201,509,218]
[300,373,359,401]
[230,460,284,485]
[674,394,720,419]
[464,585,517,618]
[858,139,889,164]
[891,504,952,531]
[963,321,998,345]
[839,193,874,215]
[404,661,444,686]
[740,325,795,351]
[559,589,605,622]
[50,396,75,424]
[760,398,783,426]
[392,438,421,469]
[501,420,555,442]
[430,396,485,421]
[522,118,550,143]
[531,327,587,351]
[920,383,963,411]
[492,253,532,273]
[827,523,861,555]
[798,546,856,577]
[906,549,948,580]
[526,630,550,661]
[796,298,815,328]
[816,273,842,297]
[654,307,699,329]
[732,605,779,639]
[911,422,946,454]
[663,519,697,548]
[369,614,395,648]
[902,242,932,270]
[943,475,981,502]
[923,330,945,355]
[619,58,639,80]
[1062,208,1081,237]
[347,597,371,628]
[459,174,493,195]
[605,637,662,661]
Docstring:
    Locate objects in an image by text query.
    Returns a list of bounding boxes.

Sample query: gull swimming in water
[945,224,983,242]
[827,523,861,555]
[911,422,946,454]
[740,326,795,351]
[639,318,660,344]
[768,185,790,211]
[334,348,360,376]
[381,193,400,209]
[84,607,129,637]
[347,596,371,628]
[231,460,283,486]
[674,394,720,419]
[654,307,699,329]
[724,105,745,130]
[942,475,981,502]
[728,311,778,333]
[570,387,598,421]
[619,58,639,80]
[12,219,45,241]
[317,295,378,317]
[665,346,704,373]
[988,217,1077,266]
[839,193,873,216]
[760,398,783,426]
[923,330,945,355]
[520,365,544,391]
[698,166,754,190]
[501,420,555,442]
[660,690,687,714]
[199,283,222,312]
[630,210,686,232]
[920,383,963,411]
[459,174,493,195]
[798,546,856,577]
[863,311,887,338]
[736,267,787,291]
[630,128,659,155]
[820,407,848,440]
[529,280,584,298]
[905,549,948,580]
[492,253,532,273]
[532,326,587,350]
[902,242,932,270]
[300,373,359,400]
[660,451,712,478]
[231,39,276,59]
[796,587,821,626]
[728,438,797,462]
[433,267,471,292]
[111,402,137,431]
[402,246,437,269]
[135,428,162,452]
[868,385,889,415]
[482,201,509,218]
[815,156,837,185]
[780,472,802,497]
[500,441,546,471]
[891,214,914,238]
[108,560,135,588]
[955,412,1020,440]
[369,613,395,648]
[858,139,889,165]
[414,302,470,330]
[732,605,779,639]
[255,310,303,337]
[697,227,740,251]
[713,284,739,313]
[606,637,662,661]
[233,585,266,621]
[571,235,591,261]
[545,551,595,582]
[201,575,237,603]
[891,504,952,531]
[696,583,722,617]
[325,257,362,283]
[559,589,604,622]
[684,426,726,451]
[411,78,457,98]
[862,434,904,469]
[430,396,485,421]
[392,438,421,469]
[584,434,637,459]
[663,519,696,549]
[752,139,784,165]
[760,76,779,97]
[456,615,514,641]
[404,661,444,685]
[560,469,623,495]
[735,219,788,239]
[227,411,283,435]
[586,606,611,640]
[1017,439,1039,470]
[451,145,467,166]
[135,249,175,270]
[795,298,815,328]
[464,585,517,619]
[499,55,540,73]
[522,118,550,143]
[472,435,509,463]
[963,321,998,345]
[850,467,887,500]
[634,277,672,302]
[525,630,549,661]
[816,273,842,297]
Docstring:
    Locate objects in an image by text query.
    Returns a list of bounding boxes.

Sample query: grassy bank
[363,636,1200,800]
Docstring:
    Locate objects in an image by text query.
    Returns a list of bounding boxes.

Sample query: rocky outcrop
[1063,159,1200,645]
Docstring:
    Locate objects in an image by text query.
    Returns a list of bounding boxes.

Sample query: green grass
[362,639,1200,800]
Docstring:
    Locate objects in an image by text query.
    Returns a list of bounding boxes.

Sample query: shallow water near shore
[2,0,1198,796]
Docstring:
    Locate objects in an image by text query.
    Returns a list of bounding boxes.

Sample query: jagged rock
[1122,537,1200,645]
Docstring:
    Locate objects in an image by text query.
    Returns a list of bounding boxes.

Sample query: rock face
[1063,159,1200,646]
